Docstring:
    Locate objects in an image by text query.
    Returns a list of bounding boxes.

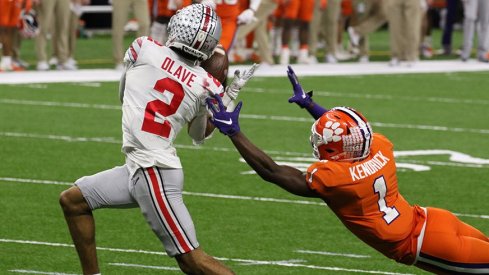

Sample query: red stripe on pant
[147,167,192,253]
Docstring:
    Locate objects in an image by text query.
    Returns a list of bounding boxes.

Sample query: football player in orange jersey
[278,0,315,64]
[207,66,489,274]
[200,0,261,51]
[0,0,33,71]
[148,0,192,44]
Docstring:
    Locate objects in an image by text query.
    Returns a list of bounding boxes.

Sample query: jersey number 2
[373,176,400,224]
[141,78,185,138]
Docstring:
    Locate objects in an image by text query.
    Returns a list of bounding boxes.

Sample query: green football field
[1,69,488,275]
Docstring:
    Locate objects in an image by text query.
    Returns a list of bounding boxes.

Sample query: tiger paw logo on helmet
[322,121,344,143]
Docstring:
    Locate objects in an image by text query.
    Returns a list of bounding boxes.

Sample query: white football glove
[199,0,216,9]
[237,8,257,25]
[225,63,259,100]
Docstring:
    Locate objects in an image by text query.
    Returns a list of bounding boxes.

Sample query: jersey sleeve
[305,161,331,196]
[120,36,150,103]
[195,71,224,108]
[123,36,149,65]
[205,71,224,96]
[372,133,394,152]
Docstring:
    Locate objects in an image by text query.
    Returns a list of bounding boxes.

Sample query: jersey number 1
[141,78,185,138]
[373,176,400,224]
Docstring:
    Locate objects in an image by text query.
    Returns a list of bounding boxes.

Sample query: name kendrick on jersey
[349,151,390,181]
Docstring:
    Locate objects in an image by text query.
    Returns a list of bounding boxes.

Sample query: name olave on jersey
[161,57,197,88]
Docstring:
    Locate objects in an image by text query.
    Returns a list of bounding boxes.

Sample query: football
[201,44,229,86]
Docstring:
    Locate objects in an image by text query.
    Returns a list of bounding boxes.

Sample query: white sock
[1,56,12,66]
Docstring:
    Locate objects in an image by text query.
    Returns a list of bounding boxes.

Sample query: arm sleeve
[120,37,148,102]
[188,106,209,145]
[306,101,328,119]
[124,36,148,64]
[118,69,126,103]
[305,162,329,195]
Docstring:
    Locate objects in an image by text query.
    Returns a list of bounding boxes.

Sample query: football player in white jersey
[59,4,255,274]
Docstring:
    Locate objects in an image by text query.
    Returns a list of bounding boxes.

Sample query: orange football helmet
[310,107,373,161]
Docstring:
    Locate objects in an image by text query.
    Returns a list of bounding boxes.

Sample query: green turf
[1,68,488,274]
[14,27,466,69]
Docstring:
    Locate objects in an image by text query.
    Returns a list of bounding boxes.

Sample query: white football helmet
[20,10,39,38]
[167,4,222,61]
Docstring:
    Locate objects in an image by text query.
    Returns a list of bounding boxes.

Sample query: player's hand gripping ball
[201,44,229,85]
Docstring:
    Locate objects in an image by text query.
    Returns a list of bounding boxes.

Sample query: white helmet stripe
[334,106,372,157]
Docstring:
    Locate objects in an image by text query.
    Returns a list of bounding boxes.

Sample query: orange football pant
[416,207,489,273]
[282,0,314,22]
[219,15,238,51]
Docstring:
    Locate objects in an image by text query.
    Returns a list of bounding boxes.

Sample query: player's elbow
[188,115,208,143]
[257,169,282,185]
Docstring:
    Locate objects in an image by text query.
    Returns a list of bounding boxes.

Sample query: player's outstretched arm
[206,94,317,198]
[287,65,328,119]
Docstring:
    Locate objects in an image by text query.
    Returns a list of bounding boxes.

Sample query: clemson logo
[322,121,343,143]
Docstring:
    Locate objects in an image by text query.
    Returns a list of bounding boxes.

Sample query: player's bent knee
[59,186,89,215]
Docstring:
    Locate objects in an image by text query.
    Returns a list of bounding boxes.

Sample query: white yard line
[3,88,487,108]
[240,114,489,134]
[0,131,121,144]
[0,176,323,206]
[215,257,413,275]
[0,99,120,110]
[0,238,413,275]
[0,131,308,156]
[2,131,489,170]
[108,263,180,271]
[295,250,371,258]
[0,61,489,84]
[1,177,488,220]
[245,88,489,106]
[1,97,489,134]
[0,238,167,255]
[8,270,78,275]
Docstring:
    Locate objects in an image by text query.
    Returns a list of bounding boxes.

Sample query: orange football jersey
[0,0,25,27]
[279,0,314,22]
[215,0,240,17]
[306,133,426,264]
[149,0,192,18]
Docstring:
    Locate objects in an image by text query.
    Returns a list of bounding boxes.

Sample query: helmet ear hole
[326,149,335,153]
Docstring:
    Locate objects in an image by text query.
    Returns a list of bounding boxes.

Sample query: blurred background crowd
[1,0,488,72]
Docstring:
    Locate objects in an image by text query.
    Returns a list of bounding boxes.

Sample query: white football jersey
[120,37,223,174]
